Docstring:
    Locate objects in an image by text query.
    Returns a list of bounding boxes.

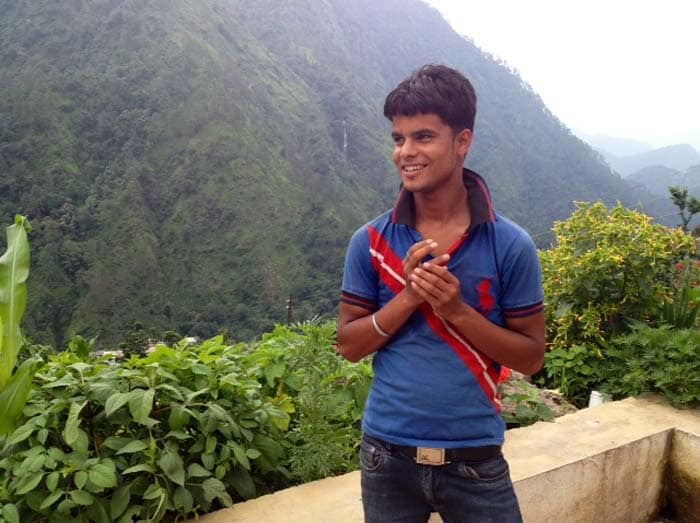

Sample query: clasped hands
[402,239,465,321]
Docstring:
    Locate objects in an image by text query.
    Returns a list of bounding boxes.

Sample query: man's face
[391,113,472,194]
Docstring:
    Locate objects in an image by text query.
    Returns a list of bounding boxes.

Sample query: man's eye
[393,137,404,145]
[417,134,432,141]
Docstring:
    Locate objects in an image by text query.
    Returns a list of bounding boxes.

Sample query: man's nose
[400,138,416,157]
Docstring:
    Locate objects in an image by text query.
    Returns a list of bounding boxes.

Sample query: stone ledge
[195,396,700,523]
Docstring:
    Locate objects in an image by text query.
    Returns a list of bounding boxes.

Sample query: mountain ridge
[577,132,652,158]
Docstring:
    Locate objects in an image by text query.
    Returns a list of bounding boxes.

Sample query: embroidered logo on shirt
[477,278,495,315]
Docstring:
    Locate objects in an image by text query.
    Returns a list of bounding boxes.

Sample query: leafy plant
[246,321,372,483]
[500,380,555,427]
[0,320,375,521]
[0,337,290,522]
[601,323,700,407]
[661,259,700,328]
[0,215,41,436]
[542,344,602,403]
[539,202,696,403]
[66,335,98,360]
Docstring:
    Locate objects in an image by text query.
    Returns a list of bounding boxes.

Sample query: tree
[669,186,700,232]
[119,321,150,357]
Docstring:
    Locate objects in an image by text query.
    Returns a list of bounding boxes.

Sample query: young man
[336,64,545,522]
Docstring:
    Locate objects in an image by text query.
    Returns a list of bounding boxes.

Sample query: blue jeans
[360,435,522,523]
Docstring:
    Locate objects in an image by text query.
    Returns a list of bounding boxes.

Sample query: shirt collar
[390,168,496,232]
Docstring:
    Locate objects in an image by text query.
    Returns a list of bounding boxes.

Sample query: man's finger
[409,275,443,301]
[420,262,450,278]
[418,255,450,272]
[404,240,438,267]
[411,268,451,293]
[429,253,450,266]
[406,239,434,256]
[412,240,438,258]
[414,265,461,299]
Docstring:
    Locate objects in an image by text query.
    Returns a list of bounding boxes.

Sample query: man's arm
[337,239,446,362]
[408,261,545,374]
[336,290,419,362]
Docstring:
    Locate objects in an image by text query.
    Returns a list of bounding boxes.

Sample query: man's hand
[403,239,447,304]
[408,259,465,322]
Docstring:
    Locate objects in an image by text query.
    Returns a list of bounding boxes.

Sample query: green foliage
[0,337,288,522]
[0,320,374,520]
[600,323,700,407]
[66,335,97,360]
[661,259,700,328]
[0,216,31,390]
[540,202,696,403]
[542,343,603,403]
[500,380,555,427]
[246,321,372,483]
[0,215,41,436]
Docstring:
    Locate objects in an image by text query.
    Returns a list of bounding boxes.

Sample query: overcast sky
[425,0,700,150]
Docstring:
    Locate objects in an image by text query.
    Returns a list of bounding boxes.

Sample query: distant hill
[627,164,700,197]
[0,0,668,346]
[577,132,652,159]
[609,144,700,176]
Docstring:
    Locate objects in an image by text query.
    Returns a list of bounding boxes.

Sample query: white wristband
[371,313,391,337]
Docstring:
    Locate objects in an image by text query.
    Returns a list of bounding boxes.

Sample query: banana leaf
[0,357,41,435]
[0,215,30,391]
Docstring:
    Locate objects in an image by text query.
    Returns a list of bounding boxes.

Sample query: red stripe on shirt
[366,226,501,412]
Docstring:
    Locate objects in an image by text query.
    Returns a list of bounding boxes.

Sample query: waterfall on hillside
[342,119,348,160]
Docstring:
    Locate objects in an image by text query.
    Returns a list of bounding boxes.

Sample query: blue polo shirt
[341,169,543,448]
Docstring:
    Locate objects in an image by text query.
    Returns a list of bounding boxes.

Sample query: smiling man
[336,65,545,522]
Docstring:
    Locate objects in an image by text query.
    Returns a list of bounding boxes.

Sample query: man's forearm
[336,290,421,362]
[443,303,545,375]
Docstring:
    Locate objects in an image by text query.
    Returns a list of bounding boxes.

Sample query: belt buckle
[415,447,448,466]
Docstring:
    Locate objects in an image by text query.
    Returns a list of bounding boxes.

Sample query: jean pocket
[360,439,386,473]
[455,454,509,482]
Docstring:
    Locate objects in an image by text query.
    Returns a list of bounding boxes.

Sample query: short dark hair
[383,64,477,133]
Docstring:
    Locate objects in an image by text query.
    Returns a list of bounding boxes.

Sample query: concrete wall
[668,429,700,523]
[196,396,700,523]
[514,432,670,523]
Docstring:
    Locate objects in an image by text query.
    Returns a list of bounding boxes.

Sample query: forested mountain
[0,0,665,346]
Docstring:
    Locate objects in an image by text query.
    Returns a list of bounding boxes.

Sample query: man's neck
[414,173,471,229]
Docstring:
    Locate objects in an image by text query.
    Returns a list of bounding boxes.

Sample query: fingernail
[430,242,438,248]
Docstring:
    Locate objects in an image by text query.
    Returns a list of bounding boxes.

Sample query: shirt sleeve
[341,226,379,311]
[500,231,544,319]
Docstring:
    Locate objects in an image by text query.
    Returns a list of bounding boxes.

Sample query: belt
[363,435,501,466]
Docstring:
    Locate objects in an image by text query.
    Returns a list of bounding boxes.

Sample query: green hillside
[0,0,661,346]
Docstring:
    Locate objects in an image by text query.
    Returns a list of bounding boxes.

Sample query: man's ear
[456,128,473,157]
